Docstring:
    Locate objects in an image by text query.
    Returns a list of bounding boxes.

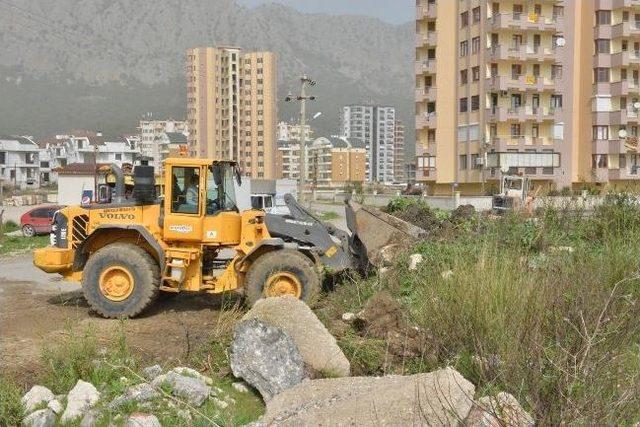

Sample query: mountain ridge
[0,0,415,156]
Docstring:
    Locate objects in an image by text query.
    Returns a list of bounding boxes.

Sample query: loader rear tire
[245,249,321,307]
[82,243,160,319]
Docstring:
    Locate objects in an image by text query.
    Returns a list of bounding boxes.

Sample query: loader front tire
[245,249,321,306]
[83,243,160,319]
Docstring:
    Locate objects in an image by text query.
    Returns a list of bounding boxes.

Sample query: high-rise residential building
[276,121,314,142]
[275,139,301,180]
[186,47,277,179]
[341,105,396,183]
[138,119,188,169]
[415,1,628,194]
[394,120,406,183]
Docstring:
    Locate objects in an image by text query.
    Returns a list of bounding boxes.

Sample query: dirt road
[0,209,351,384]
[0,254,241,384]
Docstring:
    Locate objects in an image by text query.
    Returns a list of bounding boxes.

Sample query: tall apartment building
[394,120,407,183]
[341,105,396,183]
[415,0,614,194]
[186,47,277,179]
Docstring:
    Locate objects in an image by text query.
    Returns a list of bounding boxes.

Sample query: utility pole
[286,75,316,203]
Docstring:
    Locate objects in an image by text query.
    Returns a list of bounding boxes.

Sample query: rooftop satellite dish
[500,164,510,174]
[556,37,566,47]
[634,102,640,110]
[619,129,628,139]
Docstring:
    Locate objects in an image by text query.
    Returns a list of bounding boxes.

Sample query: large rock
[256,367,475,426]
[465,392,534,427]
[60,380,100,423]
[109,383,160,409]
[124,413,162,427]
[230,318,308,401]
[151,371,210,407]
[243,296,350,377]
[21,408,56,427]
[21,385,55,414]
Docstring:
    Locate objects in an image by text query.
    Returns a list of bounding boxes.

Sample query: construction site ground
[0,203,347,385]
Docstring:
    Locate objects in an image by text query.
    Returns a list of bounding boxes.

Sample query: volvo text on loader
[33,157,425,318]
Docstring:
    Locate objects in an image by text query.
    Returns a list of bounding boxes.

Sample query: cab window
[171,167,200,214]
[251,196,264,210]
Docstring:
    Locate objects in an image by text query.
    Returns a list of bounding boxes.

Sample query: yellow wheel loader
[34,157,425,318]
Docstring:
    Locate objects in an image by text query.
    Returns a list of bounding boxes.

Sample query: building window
[594,68,610,83]
[459,97,468,113]
[461,11,469,27]
[511,124,522,138]
[0,152,5,165]
[25,153,35,164]
[593,125,609,140]
[472,66,480,81]
[460,40,468,57]
[471,95,480,111]
[460,69,468,84]
[459,155,468,170]
[595,39,611,54]
[596,10,612,25]
[472,36,481,54]
[592,154,608,168]
[551,94,563,109]
[472,7,481,23]
[551,64,563,79]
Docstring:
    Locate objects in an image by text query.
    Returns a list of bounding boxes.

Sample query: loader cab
[163,158,242,244]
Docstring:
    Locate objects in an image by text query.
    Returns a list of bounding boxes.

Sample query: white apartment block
[276,121,314,142]
[341,105,396,183]
[40,134,140,171]
[139,119,188,169]
[0,136,41,189]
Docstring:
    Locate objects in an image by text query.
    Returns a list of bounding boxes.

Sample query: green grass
[0,235,49,256]
[0,376,24,426]
[314,211,340,221]
[35,319,264,427]
[326,194,640,425]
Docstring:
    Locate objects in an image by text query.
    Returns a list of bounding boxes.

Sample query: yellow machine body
[34,158,272,295]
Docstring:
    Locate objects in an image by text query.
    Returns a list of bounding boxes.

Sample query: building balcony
[592,109,640,125]
[416,112,437,129]
[486,106,560,122]
[416,0,436,20]
[488,44,558,62]
[596,21,640,39]
[415,86,436,102]
[599,0,640,8]
[487,75,559,92]
[490,136,554,150]
[592,139,626,154]
[415,32,437,47]
[488,12,561,32]
[415,59,436,75]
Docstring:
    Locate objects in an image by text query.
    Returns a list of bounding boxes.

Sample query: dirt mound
[353,292,429,358]
[451,204,475,223]
[391,204,440,232]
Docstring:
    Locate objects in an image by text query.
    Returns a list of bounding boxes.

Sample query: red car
[20,205,62,237]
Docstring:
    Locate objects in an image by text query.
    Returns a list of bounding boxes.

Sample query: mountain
[0,0,415,156]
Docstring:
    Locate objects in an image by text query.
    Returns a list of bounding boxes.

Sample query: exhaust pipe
[110,163,125,203]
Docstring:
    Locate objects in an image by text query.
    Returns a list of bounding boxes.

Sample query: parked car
[20,205,62,237]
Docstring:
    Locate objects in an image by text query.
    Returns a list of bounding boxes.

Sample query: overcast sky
[237,0,414,24]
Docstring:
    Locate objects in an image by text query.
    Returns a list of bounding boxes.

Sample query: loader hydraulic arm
[264,194,354,273]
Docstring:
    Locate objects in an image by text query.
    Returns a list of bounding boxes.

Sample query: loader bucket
[345,199,427,268]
